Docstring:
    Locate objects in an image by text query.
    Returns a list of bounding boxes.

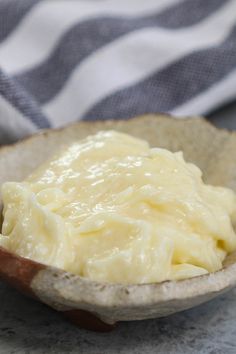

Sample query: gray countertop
[0,105,236,354]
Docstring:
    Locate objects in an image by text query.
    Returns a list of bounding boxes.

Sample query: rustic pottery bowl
[0,114,236,332]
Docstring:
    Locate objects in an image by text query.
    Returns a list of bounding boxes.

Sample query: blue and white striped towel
[0,0,236,143]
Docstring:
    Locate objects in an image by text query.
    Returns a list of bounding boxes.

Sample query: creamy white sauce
[1,131,236,284]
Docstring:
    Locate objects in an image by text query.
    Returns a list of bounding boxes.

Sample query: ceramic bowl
[1,114,236,332]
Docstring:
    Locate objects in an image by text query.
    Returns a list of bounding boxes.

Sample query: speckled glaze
[1,114,236,332]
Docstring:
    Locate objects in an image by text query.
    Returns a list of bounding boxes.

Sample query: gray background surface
[0,106,236,354]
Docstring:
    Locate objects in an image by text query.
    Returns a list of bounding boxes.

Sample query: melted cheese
[1,131,236,284]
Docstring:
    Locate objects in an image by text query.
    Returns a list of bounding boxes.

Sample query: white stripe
[0,0,180,74]
[43,0,236,127]
[0,95,36,139]
[171,68,236,117]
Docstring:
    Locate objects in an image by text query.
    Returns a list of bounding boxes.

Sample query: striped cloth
[0,0,236,144]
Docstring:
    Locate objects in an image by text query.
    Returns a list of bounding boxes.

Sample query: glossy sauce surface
[1,131,236,283]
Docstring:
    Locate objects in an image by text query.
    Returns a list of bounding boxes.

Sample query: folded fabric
[0,0,236,143]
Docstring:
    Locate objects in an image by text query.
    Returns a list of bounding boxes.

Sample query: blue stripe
[0,0,42,42]
[0,70,50,129]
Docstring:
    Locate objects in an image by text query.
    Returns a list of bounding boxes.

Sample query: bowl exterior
[0,246,235,332]
[0,247,115,331]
